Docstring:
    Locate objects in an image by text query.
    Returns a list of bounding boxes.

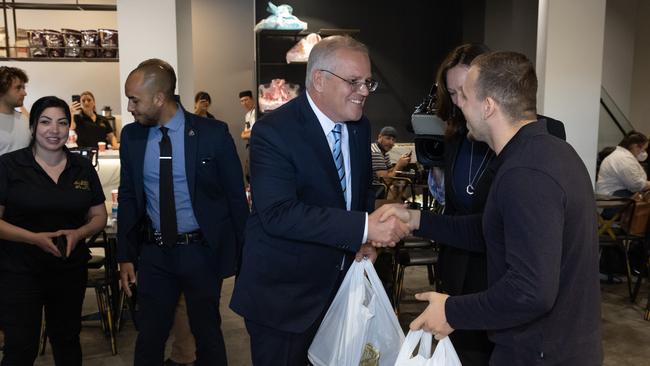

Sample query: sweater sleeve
[415,212,485,253]
[445,168,565,330]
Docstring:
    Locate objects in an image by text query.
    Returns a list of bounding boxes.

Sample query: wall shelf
[1,1,118,61]
[1,56,118,62]
[0,2,116,11]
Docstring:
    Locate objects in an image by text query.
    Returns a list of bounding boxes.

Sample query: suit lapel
[131,124,149,206]
[184,112,198,202]
[298,95,346,208]
[347,122,360,210]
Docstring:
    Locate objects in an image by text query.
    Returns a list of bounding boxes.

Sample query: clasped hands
[367,203,420,248]
[366,204,455,339]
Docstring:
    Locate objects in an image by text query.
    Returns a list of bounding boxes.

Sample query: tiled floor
[5,266,648,365]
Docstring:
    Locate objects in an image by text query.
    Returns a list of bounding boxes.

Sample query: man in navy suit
[230,36,409,365]
[117,59,248,366]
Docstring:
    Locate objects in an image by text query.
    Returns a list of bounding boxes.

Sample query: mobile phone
[55,235,68,259]
[71,94,81,103]
[128,282,137,298]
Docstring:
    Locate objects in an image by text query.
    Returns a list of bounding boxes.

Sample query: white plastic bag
[394,330,462,366]
[308,259,404,366]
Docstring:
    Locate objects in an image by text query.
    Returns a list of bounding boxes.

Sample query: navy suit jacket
[230,93,375,333]
[116,109,248,279]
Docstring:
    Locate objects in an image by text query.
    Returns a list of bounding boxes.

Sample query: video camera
[411,84,446,168]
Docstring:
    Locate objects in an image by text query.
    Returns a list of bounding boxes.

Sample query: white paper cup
[97,142,106,152]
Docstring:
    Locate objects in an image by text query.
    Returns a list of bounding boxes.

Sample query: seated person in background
[371,126,411,199]
[194,91,215,119]
[71,91,119,149]
[596,131,650,197]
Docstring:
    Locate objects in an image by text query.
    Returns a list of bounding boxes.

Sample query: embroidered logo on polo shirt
[73,179,91,191]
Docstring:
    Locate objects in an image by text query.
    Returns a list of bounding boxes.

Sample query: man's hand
[378,203,421,231]
[410,291,455,340]
[29,232,62,257]
[119,262,137,297]
[355,243,378,263]
[395,153,411,171]
[367,204,411,247]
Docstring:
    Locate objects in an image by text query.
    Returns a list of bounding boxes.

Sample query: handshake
[367,203,421,248]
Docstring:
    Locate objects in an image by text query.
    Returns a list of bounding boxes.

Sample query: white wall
[0,60,120,114]
[537,0,606,183]
[190,0,255,163]
[116,0,179,125]
[601,0,637,119]
[630,0,650,135]
[176,0,194,109]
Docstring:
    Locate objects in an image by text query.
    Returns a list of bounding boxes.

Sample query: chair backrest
[621,193,650,237]
[372,182,388,199]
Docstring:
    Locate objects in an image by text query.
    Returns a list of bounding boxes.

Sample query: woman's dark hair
[194,91,211,104]
[619,131,648,150]
[29,96,71,145]
[434,43,490,139]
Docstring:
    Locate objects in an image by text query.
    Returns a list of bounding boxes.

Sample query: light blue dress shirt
[143,106,200,233]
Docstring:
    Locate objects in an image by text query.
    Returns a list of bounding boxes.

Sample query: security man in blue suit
[117,59,248,366]
[230,36,410,365]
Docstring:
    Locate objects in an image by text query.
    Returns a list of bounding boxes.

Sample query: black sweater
[416,121,602,365]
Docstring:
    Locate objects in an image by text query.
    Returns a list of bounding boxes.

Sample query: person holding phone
[0,96,107,365]
[70,91,119,149]
[194,91,215,119]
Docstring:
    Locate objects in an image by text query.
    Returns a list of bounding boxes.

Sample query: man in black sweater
[382,51,602,365]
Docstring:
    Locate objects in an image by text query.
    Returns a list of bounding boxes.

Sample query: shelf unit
[254,28,359,116]
[1,0,117,61]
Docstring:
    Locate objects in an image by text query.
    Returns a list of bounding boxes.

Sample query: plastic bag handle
[361,259,395,312]
[395,330,434,362]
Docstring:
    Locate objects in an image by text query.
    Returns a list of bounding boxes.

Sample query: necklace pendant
[466,184,475,195]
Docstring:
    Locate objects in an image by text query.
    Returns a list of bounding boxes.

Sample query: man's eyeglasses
[319,69,379,92]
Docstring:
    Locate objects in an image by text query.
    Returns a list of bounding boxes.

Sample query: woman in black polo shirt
[71,90,119,149]
[0,96,107,365]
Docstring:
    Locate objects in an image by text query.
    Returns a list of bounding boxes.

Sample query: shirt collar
[160,104,184,133]
[306,91,340,136]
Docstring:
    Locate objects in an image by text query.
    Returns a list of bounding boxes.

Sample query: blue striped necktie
[331,123,347,199]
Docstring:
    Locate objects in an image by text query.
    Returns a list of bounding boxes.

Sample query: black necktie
[159,126,177,247]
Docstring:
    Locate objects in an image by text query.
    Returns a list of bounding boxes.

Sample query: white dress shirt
[596,146,648,195]
[306,91,368,244]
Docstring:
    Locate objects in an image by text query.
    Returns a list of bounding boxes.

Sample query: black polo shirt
[74,113,113,148]
[0,147,105,273]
